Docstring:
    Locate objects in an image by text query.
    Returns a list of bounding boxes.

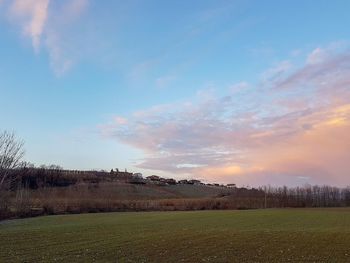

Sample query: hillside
[1,168,349,220]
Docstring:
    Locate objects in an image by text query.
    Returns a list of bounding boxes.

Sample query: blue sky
[1,0,350,186]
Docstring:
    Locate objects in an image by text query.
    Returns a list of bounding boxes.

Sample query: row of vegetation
[2,176,349,220]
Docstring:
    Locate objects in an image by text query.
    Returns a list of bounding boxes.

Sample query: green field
[1,209,350,262]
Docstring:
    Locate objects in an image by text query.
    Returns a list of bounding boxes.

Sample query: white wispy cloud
[9,0,49,51]
[3,0,88,75]
[306,47,329,65]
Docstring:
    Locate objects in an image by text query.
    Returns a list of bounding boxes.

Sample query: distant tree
[48,164,63,170]
[39,164,48,170]
[0,131,25,189]
[20,161,35,169]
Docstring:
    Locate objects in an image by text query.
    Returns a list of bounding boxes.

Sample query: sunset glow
[1,0,349,186]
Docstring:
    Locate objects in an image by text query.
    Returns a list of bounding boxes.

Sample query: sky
[0,0,350,186]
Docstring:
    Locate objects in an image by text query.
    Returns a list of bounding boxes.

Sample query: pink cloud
[4,0,88,75]
[101,46,350,186]
[10,0,49,51]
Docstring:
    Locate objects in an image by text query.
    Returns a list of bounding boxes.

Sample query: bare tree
[0,131,25,189]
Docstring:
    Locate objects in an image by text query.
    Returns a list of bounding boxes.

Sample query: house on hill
[146,175,160,181]
[188,179,201,185]
[178,179,188,184]
[165,178,177,185]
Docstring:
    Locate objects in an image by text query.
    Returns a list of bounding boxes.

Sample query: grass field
[1,208,350,262]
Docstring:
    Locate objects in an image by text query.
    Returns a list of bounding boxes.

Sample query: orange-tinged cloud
[102,46,350,186]
[241,105,350,185]
[198,165,243,178]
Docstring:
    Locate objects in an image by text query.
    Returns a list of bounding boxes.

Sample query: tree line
[259,185,350,208]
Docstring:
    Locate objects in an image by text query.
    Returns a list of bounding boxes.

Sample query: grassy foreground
[1,208,350,262]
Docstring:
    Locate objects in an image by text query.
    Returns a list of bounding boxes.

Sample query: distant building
[227,183,236,188]
[165,178,177,185]
[178,179,188,184]
[146,175,160,181]
[188,179,201,185]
